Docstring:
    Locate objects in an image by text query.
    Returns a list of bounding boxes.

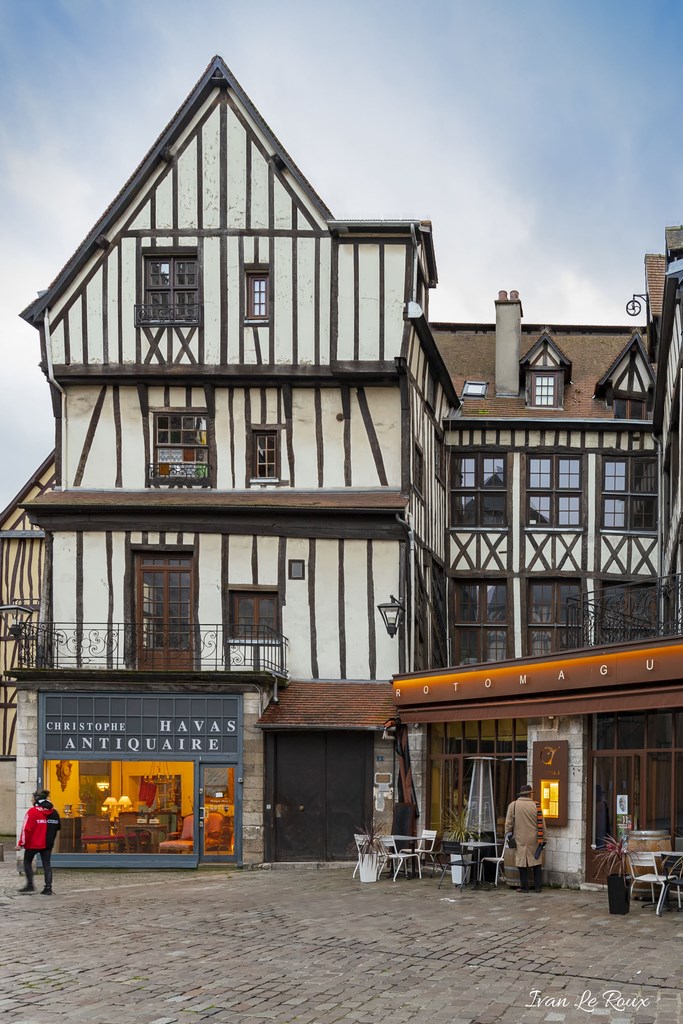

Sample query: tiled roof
[257,681,396,730]
[665,226,683,256]
[432,323,649,420]
[29,489,407,512]
[645,254,666,318]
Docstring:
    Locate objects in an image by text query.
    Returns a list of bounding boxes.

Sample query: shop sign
[42,693,240,756]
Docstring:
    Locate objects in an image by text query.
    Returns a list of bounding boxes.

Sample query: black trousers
[23,848,53,889]
[519,864,542,891]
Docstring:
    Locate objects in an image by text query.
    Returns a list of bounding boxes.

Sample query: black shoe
[517,887,529,893]
[41,888,53,895]
[18,885,35,894]
[535,887,543,893]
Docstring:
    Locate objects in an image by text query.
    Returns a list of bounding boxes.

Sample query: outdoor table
[461,839,496,886]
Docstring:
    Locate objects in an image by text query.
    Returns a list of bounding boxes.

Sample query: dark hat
[519,784,533,796]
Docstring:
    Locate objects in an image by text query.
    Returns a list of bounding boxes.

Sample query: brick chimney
[495,290,523,396]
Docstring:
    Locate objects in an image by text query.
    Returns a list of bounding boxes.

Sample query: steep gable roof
[21,56,334,327]
[594,331,654,398]
[519,331,572,382]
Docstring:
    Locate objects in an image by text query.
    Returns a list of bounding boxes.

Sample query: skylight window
[462,381,488,398]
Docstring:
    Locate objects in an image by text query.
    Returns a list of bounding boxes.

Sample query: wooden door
[136,556,193,669]
[270,731,373,861]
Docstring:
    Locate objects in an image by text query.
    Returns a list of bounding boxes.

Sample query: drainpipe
[395,512,415,673]
[43,309,66,486]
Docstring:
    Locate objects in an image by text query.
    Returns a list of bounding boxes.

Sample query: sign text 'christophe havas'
[44,717,237,752]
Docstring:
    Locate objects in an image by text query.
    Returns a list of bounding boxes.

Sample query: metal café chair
[381,835,422,880]
[415,829,439,876]
[627,851,666,906]
[656,855,683,916]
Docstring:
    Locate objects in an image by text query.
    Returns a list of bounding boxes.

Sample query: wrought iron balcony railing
[134,303,202,326]
[147,462,212,486]
[14,622,288,677]
[565,574,683,650]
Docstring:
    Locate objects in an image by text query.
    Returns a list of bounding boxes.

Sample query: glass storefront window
[648,712,673,749]
[43,760,196,855]
[429,722,445,755]
[617,713,644,749]
[595,713,615,750]
[445,722,462,754]
[646,752,671,832]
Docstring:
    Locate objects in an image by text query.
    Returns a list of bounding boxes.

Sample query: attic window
[613,397,646,420]
[462,381,488,398]
[528,371,562,409]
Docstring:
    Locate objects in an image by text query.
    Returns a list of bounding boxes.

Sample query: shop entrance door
[586,753,641,882]
[270,732,373,861]
[199,765,236,861]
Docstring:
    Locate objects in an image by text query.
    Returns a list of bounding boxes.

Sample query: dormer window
[613,396,646,420]
[529,371,562,409]
[136,254,201,325]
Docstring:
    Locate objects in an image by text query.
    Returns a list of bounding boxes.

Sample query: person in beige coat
[504,783,547,892]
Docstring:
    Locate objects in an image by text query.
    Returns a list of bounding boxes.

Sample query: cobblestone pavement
[1,850,683,1024]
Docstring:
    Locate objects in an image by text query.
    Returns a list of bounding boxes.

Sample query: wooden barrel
[627,830,671,853]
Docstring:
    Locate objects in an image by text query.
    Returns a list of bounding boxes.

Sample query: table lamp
[117,795,132,812]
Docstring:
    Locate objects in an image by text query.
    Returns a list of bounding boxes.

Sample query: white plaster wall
[281,537,312,680]
[82,532,109,622]
[383,245,407,357]
[52,533,78,621]
[343,539,372,679]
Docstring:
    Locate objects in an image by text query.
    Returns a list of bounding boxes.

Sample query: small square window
[288,559,305,580]
[462,381,488,398]
[246,272,269,320]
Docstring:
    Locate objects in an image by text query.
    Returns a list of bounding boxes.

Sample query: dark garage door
[270,731,373,861]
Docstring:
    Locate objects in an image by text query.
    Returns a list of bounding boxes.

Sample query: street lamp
[377,595,404,638]
[0,604,34,638]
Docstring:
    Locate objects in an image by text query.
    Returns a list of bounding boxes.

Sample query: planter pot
[450,859,471,886]
[358,853,381,883]
[607,874,630,915]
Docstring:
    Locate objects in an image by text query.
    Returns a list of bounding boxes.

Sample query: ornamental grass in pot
[594,834,631,915]
[442,808,480,885]
[352,821,386,883]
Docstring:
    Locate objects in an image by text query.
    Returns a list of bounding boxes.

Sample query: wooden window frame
[251,429,280,481]
[452,581,508,665]
[136,554,195,670]
[450,453,507,527]
[613,395,647,420]
[230,590,280,632]
[139,254,200,325]
[527,455,582,527]
[151,411,211,487]
[528,370,563,409]
[246,270,269,321]
[527,579,580,656]
[602,457,657,532]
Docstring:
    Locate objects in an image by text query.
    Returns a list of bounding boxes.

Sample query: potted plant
[594,834,631,915]
[441,808,480,885]
[352,822,386,883]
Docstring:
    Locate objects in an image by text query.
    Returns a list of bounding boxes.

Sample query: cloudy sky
[0,0,680,511]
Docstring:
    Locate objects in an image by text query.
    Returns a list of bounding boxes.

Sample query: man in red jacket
[17,789,61,895]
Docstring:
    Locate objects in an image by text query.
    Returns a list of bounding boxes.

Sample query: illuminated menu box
[532,740,568,827]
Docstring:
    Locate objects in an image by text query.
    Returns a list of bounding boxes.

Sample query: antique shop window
[527,579,580,655]
[252,430,279,480]
[136,255,200,325]
[136,556,193,670]
[246,271,269,320]
[42,760,202,855]
[527,456,581,527]
[451,453,506,527]
[452,581,507,664]
[602,457,657,531]
[151,413,209,485]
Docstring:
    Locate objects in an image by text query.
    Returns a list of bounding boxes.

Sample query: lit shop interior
[42,759,235,856]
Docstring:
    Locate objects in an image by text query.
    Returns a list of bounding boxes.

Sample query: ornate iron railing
[14,623,288,677]
[565,574,683,650]
[147,462,212,486]
[134,303,202,325]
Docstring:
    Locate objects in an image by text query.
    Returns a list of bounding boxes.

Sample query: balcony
[14,623,288,678]
[134,303,202,326]
[565,574,683,650]
[147,462,212,487]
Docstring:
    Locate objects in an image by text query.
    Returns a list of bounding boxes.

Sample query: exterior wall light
[377,595,405,638]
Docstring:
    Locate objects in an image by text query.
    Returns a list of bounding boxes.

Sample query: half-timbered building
[0,454,54,831]
[394,290,662,886]
[14,57,457,865]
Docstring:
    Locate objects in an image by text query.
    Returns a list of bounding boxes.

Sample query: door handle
[299,805,305,812]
